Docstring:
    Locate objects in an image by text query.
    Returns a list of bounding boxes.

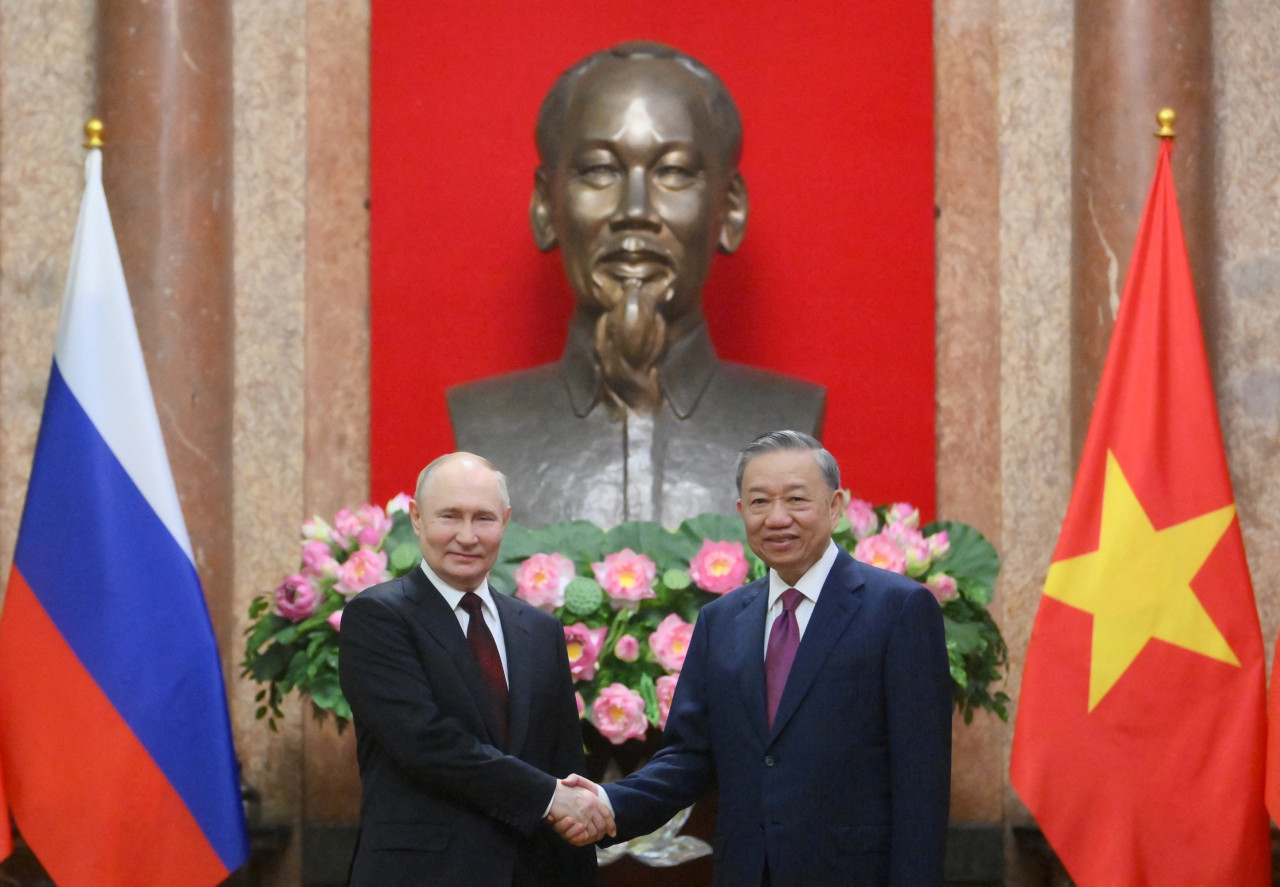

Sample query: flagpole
[1156,108,1176,139]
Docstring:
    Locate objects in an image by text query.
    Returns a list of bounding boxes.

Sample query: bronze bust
[448,42,824,528]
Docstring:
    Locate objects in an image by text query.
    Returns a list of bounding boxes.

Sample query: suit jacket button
[764,755,776,766]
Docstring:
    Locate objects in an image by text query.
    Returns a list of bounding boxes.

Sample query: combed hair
[734,430,840,493]
[535,41,743,170]
[415,452,510,511]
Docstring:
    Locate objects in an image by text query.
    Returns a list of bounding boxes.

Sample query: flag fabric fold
[0,149,248,886]
[1010,139,1270,885]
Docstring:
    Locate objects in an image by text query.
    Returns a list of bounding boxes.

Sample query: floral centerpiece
[242,494,1007,735]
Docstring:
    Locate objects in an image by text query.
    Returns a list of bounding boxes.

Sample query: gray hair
[535,41,743,171]
[735,430,840,493]
[415,452,510,511]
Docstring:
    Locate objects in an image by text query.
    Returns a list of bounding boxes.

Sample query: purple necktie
[765,588,804,729]
[459,592,509,744]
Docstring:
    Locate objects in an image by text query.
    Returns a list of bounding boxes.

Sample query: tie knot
[459,592,484,617]
[780,588,804,612]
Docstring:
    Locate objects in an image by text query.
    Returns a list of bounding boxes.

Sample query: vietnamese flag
[1010,137,1270,884]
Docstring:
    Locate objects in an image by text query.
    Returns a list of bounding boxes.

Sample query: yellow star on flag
[1045,450,1239,710]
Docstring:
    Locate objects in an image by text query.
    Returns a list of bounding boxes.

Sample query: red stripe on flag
[0,569,230,886]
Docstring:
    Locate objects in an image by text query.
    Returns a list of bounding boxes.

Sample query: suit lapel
[769,549,865,739]
[401,568,508,749]
[493,589,532,756]
[731,579,772,746]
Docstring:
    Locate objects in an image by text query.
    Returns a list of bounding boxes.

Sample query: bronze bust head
[449,43,824,528]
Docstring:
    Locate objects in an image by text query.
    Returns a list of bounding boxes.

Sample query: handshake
[547,773,614,846]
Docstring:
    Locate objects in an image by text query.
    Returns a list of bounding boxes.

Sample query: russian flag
[0,147,248,884]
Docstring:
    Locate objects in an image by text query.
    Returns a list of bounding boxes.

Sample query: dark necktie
[764,588,804,729]
[459,592,509,744]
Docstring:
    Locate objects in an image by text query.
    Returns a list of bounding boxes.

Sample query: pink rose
[300,539,339,578]
[687,539,749,594]
[327,609,344,631]
[656,674,679,729]
[274,574,320,621]
[614,634,640,662]
[591,548,657,605]
[853,533,907,574]
[926,573,959,602]
[884,502,920,529]
[649,613,694,673]
[591,683,649,744]
[844,497,880,540]
[564,623,609,681]
[335,548,388,597]
[385,492,413,515]
[514,552,576,611]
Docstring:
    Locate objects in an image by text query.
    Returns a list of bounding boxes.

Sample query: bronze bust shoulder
[449,42,824,528]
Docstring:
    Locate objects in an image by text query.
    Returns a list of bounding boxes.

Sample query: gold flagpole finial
[84,118,104,149]
[1155,108,1176,139]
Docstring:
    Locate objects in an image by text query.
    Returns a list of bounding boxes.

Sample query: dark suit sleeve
[604,608,717,839]
[339,590,556,836]
[885,583,952,886]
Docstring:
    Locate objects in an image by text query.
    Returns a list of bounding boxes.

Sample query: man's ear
[530,169,558,252]
[717,171,748,254]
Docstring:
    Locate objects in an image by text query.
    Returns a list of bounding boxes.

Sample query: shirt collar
[767,540,839,609]
[419,560,496,617]
[559,319,719,419]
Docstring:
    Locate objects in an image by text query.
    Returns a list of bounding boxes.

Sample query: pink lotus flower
[649,613,694,673]
[885,524,932,577]
[614,634,640,662]
[591,683,650,744]
[687,539,749,594]
[275,574,320,621]
[884,502,920,529]
[300,540,339,578]
[591,548,657,605]
[926,573,959,602]
[564,623,608,681]
[331,503,393,549]
[844,497,880,540]
[928,530,951,562]
[575,692,585,718]
[656,674,679,729]
[327,609,344,631]
[335,548,388,597]
[385,492,412,515]
[514,552,576,611]
[853,533,907,574]
[301,516,333,542]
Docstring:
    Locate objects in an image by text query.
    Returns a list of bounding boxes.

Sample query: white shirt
[419,561,509,683]
[762,540,839,656]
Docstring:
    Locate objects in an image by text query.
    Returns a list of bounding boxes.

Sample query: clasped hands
[546,773,613,846]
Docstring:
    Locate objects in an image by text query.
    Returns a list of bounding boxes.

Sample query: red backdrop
[370,1,936,518]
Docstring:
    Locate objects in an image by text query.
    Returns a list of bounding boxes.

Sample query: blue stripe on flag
[13,362,247,869]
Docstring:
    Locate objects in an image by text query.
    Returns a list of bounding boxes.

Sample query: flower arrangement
[242,494,1007,734]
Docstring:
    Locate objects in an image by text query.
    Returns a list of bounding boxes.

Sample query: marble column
[1071,0,1215,456]
[95,0,236,649]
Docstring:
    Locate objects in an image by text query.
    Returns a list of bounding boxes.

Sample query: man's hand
[547,776,614,846]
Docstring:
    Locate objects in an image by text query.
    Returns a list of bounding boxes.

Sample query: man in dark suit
[557,431,952,886]
[339,452,610,886]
